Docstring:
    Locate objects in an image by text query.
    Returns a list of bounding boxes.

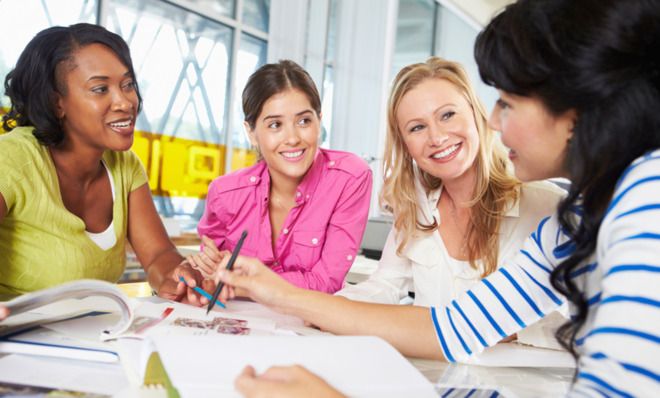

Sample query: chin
[284,168,308,180]
[115,139,135,152]
[513,169,540,183]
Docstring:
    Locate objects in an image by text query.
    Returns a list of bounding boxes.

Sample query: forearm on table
[281,288,445,360]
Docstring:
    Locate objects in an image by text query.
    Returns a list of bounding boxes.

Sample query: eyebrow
[262,109,314,121]
[86,71,132,82]
[401,103,458,127]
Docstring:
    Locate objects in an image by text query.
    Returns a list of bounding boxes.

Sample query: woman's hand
[157,260,214,307]
[214,255,297,312]
[187,236,227,279]
[0,305,9,321]
[235,365,345,398]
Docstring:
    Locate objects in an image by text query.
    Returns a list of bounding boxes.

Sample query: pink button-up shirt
[198,149,372,293]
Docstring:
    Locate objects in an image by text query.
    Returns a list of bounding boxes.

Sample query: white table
[411,358,573,397]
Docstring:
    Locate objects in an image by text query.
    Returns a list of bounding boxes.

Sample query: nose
[112,88,135,113]
[284,124,302,145]
[427,124,449,147]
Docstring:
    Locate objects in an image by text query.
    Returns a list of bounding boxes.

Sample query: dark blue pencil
[206,230,248,314]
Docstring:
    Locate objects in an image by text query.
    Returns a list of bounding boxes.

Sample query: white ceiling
[441,0,514,27]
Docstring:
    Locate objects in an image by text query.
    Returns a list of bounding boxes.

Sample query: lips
[280,148,306,162]
[429,143,461,161]
[107,117,134,136]
[508,148,518,160]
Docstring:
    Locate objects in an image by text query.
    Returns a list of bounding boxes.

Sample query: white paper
[216,298,335,336]
[0,353,129,395]
[152,335,437,398]
[43,300,277,342]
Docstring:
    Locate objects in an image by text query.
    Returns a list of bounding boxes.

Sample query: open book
[0,279,134,339]
[0,280,275,364]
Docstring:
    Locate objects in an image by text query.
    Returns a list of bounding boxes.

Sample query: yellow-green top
[0,127,147,299]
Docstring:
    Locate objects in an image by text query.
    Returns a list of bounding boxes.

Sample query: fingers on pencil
[201,278,216,293]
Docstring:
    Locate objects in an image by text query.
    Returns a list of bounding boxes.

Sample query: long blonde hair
[381,57,520,277]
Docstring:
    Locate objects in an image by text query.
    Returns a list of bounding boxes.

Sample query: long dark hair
[3,23,142,146]
[475,0,660,356]
[242,59,321,130]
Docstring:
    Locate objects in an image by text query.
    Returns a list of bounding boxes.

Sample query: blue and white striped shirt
[430,150,660,397]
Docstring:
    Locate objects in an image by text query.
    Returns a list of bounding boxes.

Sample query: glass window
[106,0,236,219]
[434,5,497,112]
[179,0,236,19]
[242,0,269,32]
[230,33,267,150]
[0,0,97,108]
[320,65,334,147]
[392,0,435,76]
[107,0,232,144]
[213,0,236,18]
[320,0,339,148]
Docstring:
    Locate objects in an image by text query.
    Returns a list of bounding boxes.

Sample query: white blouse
[338,177,568,348]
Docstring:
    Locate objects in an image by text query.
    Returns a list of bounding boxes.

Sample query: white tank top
[85,160,117,250]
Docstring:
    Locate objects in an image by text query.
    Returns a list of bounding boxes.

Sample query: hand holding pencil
[213,251,299,314]
[206,230,248,314]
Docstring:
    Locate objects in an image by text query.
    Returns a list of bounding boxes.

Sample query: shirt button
[311,238,319,245]
[329,160,335,166]
[347,254,353,261]
[306,194,310,200]
[249,176,257,183]
[274,261,279,266]
[283,228,289,234]
[296,191,302,197]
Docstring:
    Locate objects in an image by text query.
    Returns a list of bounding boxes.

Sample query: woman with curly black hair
[208,0,659,396]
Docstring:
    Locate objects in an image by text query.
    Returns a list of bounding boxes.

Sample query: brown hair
[242,59,321,129]
[381,57,520,277]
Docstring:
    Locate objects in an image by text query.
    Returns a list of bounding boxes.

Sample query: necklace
[270,193,295,211]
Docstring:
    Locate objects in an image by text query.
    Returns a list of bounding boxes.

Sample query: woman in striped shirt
[216,0,660,396]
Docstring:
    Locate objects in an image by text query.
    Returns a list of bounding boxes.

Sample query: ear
[54,93,65,120]
[244,121,258,147]
[563,109,577,141]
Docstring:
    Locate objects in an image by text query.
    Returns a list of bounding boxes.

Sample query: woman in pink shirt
[188,60,372,293]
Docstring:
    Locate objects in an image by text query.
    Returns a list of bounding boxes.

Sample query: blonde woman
[337,57,566,347]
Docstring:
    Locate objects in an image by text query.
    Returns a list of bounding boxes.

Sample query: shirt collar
[413,164,520,220]
[255,149,325,205]
[292,149,324,205]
